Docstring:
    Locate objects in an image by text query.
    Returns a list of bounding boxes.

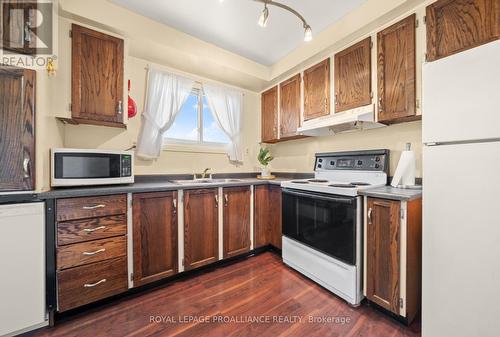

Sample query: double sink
[173,178,244,185]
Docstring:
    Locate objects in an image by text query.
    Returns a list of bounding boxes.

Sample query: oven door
[282,188,357,265]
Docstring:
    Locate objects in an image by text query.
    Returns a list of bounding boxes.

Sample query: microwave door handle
[282,189,354,205]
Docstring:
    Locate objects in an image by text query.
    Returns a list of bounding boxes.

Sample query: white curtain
[203,83,243,162]
[136,69,195,159]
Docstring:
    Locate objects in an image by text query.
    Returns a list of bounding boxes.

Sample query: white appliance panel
[422,40,500,144]
[422,142,500,337]
[0,202,47,336]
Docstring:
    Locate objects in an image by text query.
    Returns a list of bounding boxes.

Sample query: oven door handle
[282,189,355,205]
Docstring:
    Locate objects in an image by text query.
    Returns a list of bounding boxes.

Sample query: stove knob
[318,159,323,162]
[375,164,380,169]
[318,164,322,168]
[357,160,363,166]
[375,156,381,162]
[330,161,335,166]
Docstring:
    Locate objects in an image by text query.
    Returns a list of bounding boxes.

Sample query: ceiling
[111,0,367,66]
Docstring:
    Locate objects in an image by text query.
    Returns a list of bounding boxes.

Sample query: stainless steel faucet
[194,168,211,179]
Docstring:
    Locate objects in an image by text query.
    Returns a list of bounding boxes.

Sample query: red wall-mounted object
[128,80,137,118]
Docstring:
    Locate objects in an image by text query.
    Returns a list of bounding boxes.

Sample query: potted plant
[257,147,274,178]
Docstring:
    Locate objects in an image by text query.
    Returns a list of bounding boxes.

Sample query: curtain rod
[144,64,245,95]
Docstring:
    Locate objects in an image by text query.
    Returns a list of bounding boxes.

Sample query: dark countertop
[38,174,310,199]
[0,192,39,204]
[359,185,422,201]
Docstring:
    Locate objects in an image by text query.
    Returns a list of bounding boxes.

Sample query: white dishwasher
[0,202,48,336]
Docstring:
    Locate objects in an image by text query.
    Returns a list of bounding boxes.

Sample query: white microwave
[51,148,134,187]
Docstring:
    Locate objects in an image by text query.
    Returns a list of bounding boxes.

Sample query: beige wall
[267,121,422,177]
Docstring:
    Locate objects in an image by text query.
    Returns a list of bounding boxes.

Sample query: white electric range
[281,149,389,306]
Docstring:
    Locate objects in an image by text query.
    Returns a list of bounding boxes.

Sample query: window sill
[162,143,227,155]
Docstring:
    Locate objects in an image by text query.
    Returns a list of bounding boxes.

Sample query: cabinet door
[133,192,178,286]
[184,189,219,270]
[261,86,279,143]
[0,66,35,191]
[268,185,282,249]
[377,14,417,124]
[223,187,251,258]
[1,2,37,55]
[334,37,372,112]
[71,24,124,128]
[279,74,301,138]
[366,198,401,313]
[426,0,500,62]
[254,185,270,248]
[303,59,330,120]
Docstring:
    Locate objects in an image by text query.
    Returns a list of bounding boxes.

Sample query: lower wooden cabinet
[364,196,422,323]
[184,188,219,270]
[254,185,282,249]
[132,192,178,287]
[223,187,251,258]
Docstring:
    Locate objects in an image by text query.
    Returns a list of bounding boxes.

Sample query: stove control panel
[314,150,389,173]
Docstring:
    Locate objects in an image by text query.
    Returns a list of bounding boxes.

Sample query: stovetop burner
[291,180,309,184]
[329,184,356,188]
[308,179,329,183]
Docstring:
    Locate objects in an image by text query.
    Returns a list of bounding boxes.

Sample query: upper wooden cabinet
[334,37,372,113]
[184,188,219,270]
[303,59,330,120]
[1,2,37,55]
[71,24,125,128]
[0,66,35,191]
[279,74,302,139]
[261,86,279,143]
[223,187,251,258]
[377,15,418,124]
[426,0,500,62]
[133,192,178,287]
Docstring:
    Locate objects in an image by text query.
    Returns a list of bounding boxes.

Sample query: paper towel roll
[391,146,416,187]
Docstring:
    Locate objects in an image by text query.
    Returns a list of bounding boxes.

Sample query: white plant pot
[261,167,271,178]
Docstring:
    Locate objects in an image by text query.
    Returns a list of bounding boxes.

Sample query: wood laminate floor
[28,252,420,337]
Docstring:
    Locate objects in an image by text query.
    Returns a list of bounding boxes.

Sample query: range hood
[297,104,384,137]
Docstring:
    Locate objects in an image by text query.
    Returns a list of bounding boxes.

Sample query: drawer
[57,214,127,245]
[56,194,127,222]
[57,236,127,270]
[57,257,128,312]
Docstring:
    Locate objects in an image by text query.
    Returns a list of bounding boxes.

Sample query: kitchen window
[163,89,230,150]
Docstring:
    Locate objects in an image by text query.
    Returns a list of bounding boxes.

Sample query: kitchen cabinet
[223,187,251,258]
[184,188,219,270]
[71,24,125,128]
[261,86,279,143]
[303,59,330,120]
[377,15,418,124]
[133,192,178,287]
[365,196,422,323]
[426,0,500,62]
[254,185,282,250]
[334,37,372,113]
[1,1,37,55]
[279,74,302,139]
[55,194,128,312]
[0,66,36,191]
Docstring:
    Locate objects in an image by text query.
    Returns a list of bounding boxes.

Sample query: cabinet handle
[335,93,339,106]
[83,226,106,233]
[23,157,30,178]
[84,279,107,288]
[378,97,383,111]
[324,97,328,111]
[82,248,106,256]
[83,204,106,210]
[368,208,373,224]
[173,199,177,214]
[24,20,32,43]
[117,100,123,114]
[224,194,228,207]
[215,195,219,208]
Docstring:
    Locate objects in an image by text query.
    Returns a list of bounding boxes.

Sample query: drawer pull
[83,226,107,233]
[82,248,106,256]
[82,204,106,210]
[83,279,107,288]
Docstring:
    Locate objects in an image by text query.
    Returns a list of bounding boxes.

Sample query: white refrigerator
[422,40,500,337]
